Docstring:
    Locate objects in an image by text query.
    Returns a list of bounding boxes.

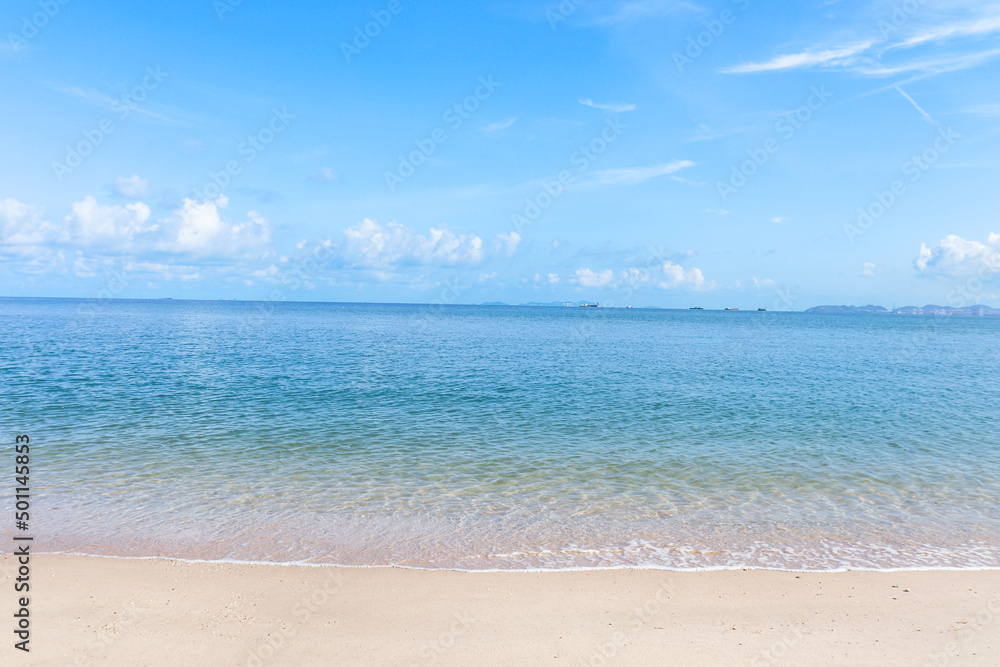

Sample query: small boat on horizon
[689,306,704,310]
[724,307,739,311]
[580,302,599,307]
[758,308,767,311]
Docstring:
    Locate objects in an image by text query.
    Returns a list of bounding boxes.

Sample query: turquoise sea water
[3,297,999,570]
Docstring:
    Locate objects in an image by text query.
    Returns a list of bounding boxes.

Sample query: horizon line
[1,295,998,313]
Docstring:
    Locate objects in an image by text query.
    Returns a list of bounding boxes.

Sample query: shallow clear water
[3,298,999,570]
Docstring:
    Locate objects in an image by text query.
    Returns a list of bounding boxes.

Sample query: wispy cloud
[287,148,327,163]
[46,70,215,128]
[579,98,636,113]
[484,117,517,132]
[958,103,1000,116]
[688,124,718,142]
[895,85,936,124]
[48,83,177,123]
[586,0,699,26]
[112,174,150,198]
[584,160,696,186]
[721,42,873,74]
[722,8,1000,78]
[309,166,339,183]
[892,15,1000,50]
[235,186,283,204]
[857,47,1000,77]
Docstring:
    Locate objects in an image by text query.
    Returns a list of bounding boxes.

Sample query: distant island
[514,301,595,307]
[475,302,1000,315]
[479,301,594,307]
[806,304,1000,316]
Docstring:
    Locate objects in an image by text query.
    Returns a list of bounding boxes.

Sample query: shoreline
[6,554,998,665]
[30,549,1000,573]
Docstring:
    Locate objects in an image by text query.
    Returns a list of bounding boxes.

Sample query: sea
[3,297,999,571]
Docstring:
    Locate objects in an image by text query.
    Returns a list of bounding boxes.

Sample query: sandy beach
[2,554,997,665]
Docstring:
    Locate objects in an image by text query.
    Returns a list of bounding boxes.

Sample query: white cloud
[70,255,93,277]
[863,262,877,277]
[586,160,695,186]
[484,117,517,132]
[67,196,153,249]
[532,272,559,286]
[124,261,203,282]
[6,194,269,260]
[113,174,150,198]
[0,199,61,247]
[251,265,281,278]
[157,195,270,257]
[575,268,615,287]
[620,266,652,288]
[916,234,1000,276]
[574,261,711,291]
[495,231,522,257]
[2,195,280,292]
[341,219,485,268]
[1,193,278,287]
[658,261,708,290]
[753,277,777,288]
[771,216,789,224]
[579,98,636,113]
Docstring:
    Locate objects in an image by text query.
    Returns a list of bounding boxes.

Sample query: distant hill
[806,304,1000,316]
[805,305,889,314]
[479,301,510,306]
[893,304,1000,316]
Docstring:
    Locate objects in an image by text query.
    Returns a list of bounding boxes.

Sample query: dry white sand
[3,554,998,665]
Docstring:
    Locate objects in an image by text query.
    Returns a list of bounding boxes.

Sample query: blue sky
[2,0,999,308]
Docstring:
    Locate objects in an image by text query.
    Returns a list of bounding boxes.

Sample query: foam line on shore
[38,550,1000,573]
